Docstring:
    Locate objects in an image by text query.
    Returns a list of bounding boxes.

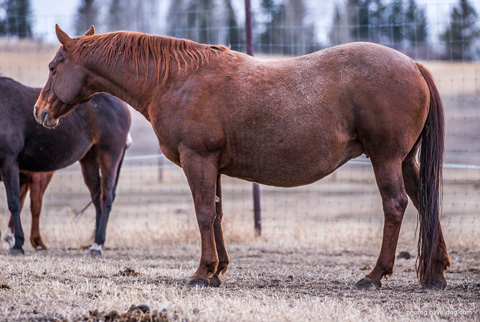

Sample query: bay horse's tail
[112,135,131,194]
[416,63,450,286]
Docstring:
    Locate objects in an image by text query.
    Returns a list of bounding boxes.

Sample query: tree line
[330,0,479,59]
[0,0,479,60]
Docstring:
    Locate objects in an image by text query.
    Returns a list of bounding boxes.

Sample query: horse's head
[34,25,96,128]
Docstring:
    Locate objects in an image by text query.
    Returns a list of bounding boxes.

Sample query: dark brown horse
[0,76,131,256]
[34,25,449,289]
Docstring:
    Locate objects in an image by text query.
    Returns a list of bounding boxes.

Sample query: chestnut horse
[34,25,449,289]
[0,76,131,256]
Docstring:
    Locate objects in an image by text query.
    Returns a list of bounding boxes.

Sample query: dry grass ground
[0,165,478,321]
[0,39,479,321]
[0,243,478,321]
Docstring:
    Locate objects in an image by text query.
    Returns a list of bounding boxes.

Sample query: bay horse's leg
[89,146,125,255]
[79,150,102,256]
[4,174,29,249]
[356,160,408,289]
[402,147,448,289]
[208,174,230,287]
[181,150,219,287]
[1,160,24,255]
[29,172,54,250]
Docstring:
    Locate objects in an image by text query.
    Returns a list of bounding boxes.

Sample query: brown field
[0,39,479,321]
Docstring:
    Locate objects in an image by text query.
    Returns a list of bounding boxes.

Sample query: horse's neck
[88,57,159,118]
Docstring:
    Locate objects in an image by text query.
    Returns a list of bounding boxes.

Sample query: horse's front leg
[3,175,28,250]
[1,161,24,255]
[209,174,230,287]
[181,149,219,287]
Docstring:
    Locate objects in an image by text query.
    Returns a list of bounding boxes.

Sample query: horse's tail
[415,63,450,286]
[112,133,131,194]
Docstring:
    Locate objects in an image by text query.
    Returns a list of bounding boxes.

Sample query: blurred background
[0,0,478,251]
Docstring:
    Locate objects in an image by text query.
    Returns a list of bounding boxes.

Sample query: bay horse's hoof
[3,228,15,250]
[35,245,47,251]
[424,279,446,290]
[86,248,102,257]
[355,277,381,290]
[208,275,222,287]
[187,277,209,288]
[9,248,25,256]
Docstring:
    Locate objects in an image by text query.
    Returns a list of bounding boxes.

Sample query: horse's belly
[18,146,90,172]
[221,152,340,187]
[220,136,364,187]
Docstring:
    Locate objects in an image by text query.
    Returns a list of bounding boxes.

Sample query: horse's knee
[7,199,20,216]
[100,193,114,211]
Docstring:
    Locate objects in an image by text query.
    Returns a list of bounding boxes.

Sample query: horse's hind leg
[79,150,102,256]
[181,149,220,287]
[29,172,53,250]
[90,146,125,255]
[402,146,448,289]
[356,159,408,289]
[209,174,230,287]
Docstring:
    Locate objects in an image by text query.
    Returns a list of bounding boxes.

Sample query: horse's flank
[73,32,228,83]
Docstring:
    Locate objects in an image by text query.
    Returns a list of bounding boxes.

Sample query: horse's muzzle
[34,105,58,128]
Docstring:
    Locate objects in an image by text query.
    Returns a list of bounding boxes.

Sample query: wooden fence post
[244,0,261,236]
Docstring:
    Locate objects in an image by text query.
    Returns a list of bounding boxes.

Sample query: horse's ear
[55,24,73,48]
[84,25,95,36]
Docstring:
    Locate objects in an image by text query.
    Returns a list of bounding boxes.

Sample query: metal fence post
[244,0,261,236]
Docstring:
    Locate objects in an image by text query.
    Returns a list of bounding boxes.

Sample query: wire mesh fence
[0,1,479,250]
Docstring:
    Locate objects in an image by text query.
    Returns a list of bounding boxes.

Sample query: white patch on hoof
[215,196,220,203]
[3,227,14,250]
[89,243,103,252]
[126,132,133,148]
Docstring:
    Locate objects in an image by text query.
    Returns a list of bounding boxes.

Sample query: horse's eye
[49,67,55,73]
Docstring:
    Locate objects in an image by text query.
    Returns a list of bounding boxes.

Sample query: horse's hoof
[424,278,446,290]
[9,248,25,256]
[355,277,381,290]
[3,228,15,250]
[208,275,222,287]
[187,277,209,288]
[31,238,47,251]
[86,248,102,257]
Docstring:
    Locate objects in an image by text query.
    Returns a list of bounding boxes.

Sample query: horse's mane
[73,32,228,83]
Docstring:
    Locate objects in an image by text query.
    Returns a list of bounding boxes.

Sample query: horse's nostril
[41,110,48,122]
